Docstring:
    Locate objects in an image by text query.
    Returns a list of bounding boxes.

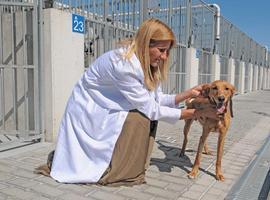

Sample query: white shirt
[50,47,181,183]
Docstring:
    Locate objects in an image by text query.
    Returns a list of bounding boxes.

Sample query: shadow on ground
[150,140,216,179]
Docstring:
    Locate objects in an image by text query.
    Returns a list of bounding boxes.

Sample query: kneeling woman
[36,18,218,186]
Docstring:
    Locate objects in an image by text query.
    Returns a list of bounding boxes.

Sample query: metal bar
[103,0,109,51]
[32,1,39,133]
[0,8,2,65]
[38,0,45,140]
[0,130,41,137]
[0,64,35,69]
[11,7,18,130]
[22,6,29,132]
[186,0,192,47]
[140,0,148,23]
[0,9,2,129]
[0,2,34,7]
[0,68,4,130]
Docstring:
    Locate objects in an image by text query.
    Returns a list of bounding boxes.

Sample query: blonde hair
[123,18,176,91]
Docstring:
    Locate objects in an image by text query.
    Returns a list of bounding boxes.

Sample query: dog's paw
[179,151,185,157]
[203,150,213,155]
[188,171,197,179]
[215,174,225,181]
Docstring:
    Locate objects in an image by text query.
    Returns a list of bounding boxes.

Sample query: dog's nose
[218,96,225,102]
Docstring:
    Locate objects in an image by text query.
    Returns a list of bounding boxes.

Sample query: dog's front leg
[180,119,193,157]
[188,127,211,179]
[216,130,227,181]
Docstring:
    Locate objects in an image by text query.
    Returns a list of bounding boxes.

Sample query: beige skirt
[98,110,157,186]
[35,110,158,186]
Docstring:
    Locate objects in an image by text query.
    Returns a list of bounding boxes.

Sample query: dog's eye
[212,86,218,90]
[225,87,229,90]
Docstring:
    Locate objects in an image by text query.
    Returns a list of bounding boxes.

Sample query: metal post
[33,0,40,135]
[103,0,109,51]
[11,7,18,130]
[38,0,44,140]
[140,0,148,23]
[0,7,4,129]
[186,0,192,47]
[168,0,172,26]
[22,7,29,131]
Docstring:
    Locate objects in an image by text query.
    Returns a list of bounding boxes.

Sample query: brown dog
[180,80,235,181]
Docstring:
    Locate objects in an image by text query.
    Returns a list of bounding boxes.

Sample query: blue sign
[196,49,200,58]
[72,14,85,34]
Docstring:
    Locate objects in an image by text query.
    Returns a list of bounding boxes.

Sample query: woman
[36,18,218,186]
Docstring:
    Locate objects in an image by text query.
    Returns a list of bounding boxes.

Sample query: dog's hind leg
[203,142,213,155]
[179,119,194,157]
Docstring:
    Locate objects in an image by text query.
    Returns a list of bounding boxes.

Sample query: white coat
[50,47,182,183]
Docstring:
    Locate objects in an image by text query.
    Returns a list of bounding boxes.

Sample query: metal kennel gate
[0,0,42,150]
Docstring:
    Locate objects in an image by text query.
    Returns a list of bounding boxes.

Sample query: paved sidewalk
[1,90,270,200]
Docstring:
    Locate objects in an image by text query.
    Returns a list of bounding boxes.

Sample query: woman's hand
[189,84,204,98]
[194,107,220,120]
[175,83,208,104]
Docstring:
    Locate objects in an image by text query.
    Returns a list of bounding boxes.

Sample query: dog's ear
[229,84,236,97]
[229,97,234,118]
[201,83,211,97]
[228,83,235,117]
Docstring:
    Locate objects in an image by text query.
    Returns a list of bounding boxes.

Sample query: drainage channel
[225,134,270,200]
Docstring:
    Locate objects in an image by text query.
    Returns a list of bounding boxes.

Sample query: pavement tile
[0,162,16,173]
[153,197,170,200]
[0,172,16,182]
[0,183,8,190]
[200,193,220,200]
[158,174,192,185]
[212,182,231,191]
[164,183,188,192]
[146,170,161,178]
[34,176,62,187]
[144,186,181,199]
[206,187,223,195]
[7,178,41,188]
[11,168,40,179]
[0,195,7,200]
[182,189,203,199]
[145,177,169,188]
[89,190,126,200]
[1,187,37,200]
[58,192,96,200]
[188,184,208,192]
[30,183,64,197]
[118,188,153,200]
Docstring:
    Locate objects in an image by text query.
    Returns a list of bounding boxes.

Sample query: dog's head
[203,80,236,117]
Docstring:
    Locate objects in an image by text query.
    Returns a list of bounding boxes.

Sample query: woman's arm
[179,108,196,120]
[180,108,220,120]
[175,84,204,105]
[110,61,181,123]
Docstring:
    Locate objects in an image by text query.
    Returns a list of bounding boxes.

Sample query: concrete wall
[43,9,84,142]
[212,54,221,81]
[185,48,199,89]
